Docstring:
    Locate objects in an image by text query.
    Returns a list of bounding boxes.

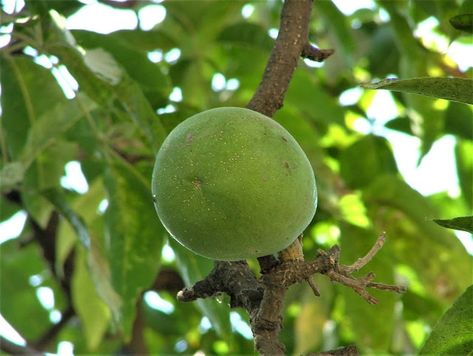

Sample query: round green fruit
[152,107,317,260]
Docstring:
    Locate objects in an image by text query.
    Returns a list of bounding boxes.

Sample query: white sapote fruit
[152,107,317,260]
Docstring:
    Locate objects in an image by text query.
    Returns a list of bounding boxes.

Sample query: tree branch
[247,0,312,117]
[178,235,406,354]
[0,337,43,356]
[301,43,335,62]
[31,305,75,351]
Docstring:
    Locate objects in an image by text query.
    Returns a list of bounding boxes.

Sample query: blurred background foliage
[0,0,472,354]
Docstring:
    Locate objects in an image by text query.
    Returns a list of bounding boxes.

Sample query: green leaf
[419,285,473,355]
[42,188,91,248]
[449,14,473,33]
[169,238,233,339]
[47,15,168,151]
[362,77,473,105]
[0,162,25,192]
[433,216,473,233]
[340,135,398,189]
[55,179,106,271]
[72,247,111,351]
[0,56,66,159]
[103,157,165,340]
[445,102,473,140]
[0,240,51,340]
[41,186,121,333]
[0,194,21,221]
[456,140,473,209]
[73,30,171,104]
[20,140,77,227]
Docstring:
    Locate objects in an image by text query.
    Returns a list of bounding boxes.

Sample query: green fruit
[152,107,317,260]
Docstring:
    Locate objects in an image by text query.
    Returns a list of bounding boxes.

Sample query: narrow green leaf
[103,157,165,340]
[420,285,473,355]
[56,179,106,271]
[41,185,121,328]
[362,77,473,105]
[433,216,473,233]
[450,14,473,33]
[87,240,123,331]
[72,247,111,351]
[169,238,233,339]
[456,140,473,209]
[41,177,122,331]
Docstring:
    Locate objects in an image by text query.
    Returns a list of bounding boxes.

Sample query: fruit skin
[152,107,317,260]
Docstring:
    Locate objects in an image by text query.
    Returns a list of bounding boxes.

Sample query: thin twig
[342,232,386,274]
[0,336,43,356]
[31,306,75,350]
[301,43,335,62]
[368,282,407,293]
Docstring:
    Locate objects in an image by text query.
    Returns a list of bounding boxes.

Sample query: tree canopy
[0,0,472,354]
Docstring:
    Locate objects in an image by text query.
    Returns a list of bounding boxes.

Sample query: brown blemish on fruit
[192,177,202,191]
[186,133,194,144]
[281,136,288,142]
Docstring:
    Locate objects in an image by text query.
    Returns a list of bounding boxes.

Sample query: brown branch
[301,43,335,62]
[246,0,313,117]
[31,305,75,351]
[177,261,263,312]
[151,268,185,293]
[0,336,43,356]
[310,345,359,356]
[341,232,386,274]
[178,236,406,354]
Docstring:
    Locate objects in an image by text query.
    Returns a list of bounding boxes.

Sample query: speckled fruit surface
[152,107,317,260]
